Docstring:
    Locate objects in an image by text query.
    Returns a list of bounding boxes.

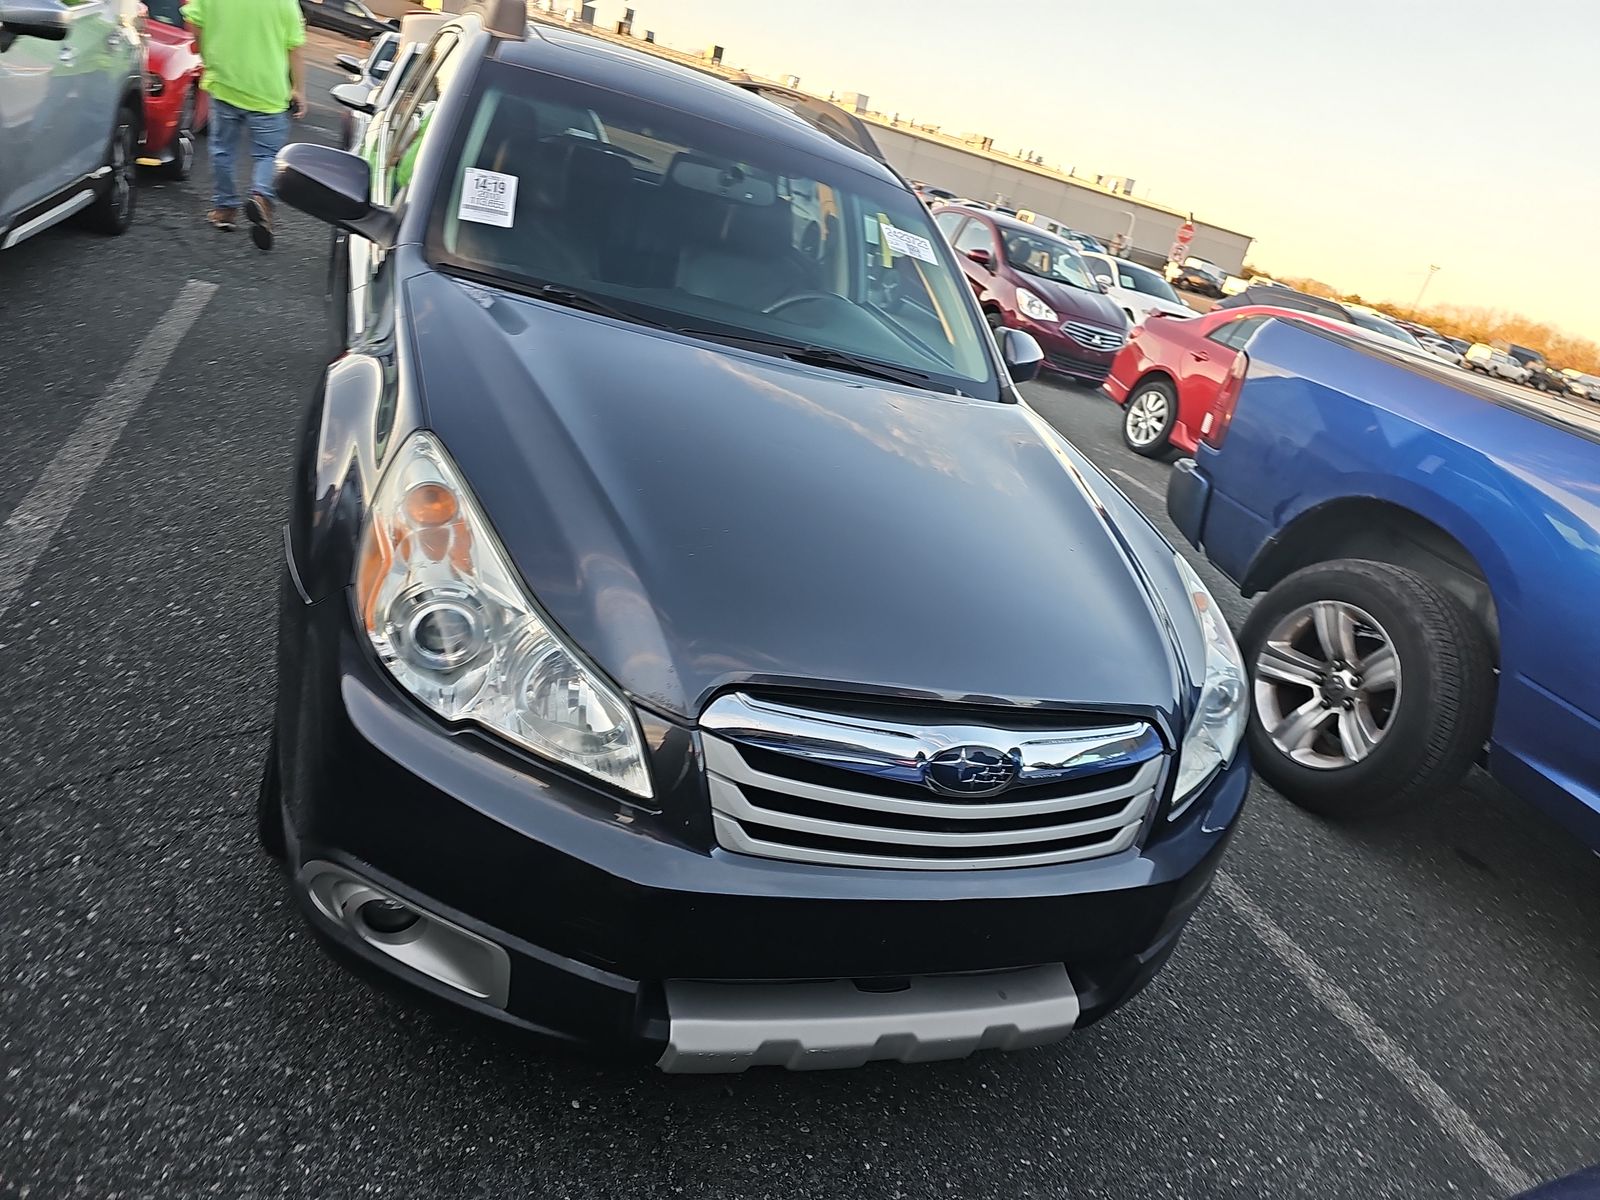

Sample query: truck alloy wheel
[1238,559,1494,818]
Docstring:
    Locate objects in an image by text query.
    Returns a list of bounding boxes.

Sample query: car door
[0,15,65,226]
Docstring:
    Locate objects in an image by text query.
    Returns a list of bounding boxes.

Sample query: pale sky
[585,0,1599,337]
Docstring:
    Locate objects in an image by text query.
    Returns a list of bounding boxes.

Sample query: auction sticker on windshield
[882,223,939,265]
[460,168,519,228]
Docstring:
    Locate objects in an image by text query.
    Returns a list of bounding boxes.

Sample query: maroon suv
[934,206,1129,384]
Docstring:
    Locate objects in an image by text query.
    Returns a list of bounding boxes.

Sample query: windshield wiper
[442,267,674,330]
[681,330,940,391]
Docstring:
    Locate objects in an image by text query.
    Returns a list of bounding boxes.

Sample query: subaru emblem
[925,745,1019,798]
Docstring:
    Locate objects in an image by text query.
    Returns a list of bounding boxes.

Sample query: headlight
[1015,287,1058,322]
[355,432,652,798]
[1170,554,1247,809]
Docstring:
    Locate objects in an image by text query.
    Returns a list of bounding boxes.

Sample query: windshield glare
[1114,261,1179,301]
[1350,312,1423,347]
[1001,230,1094,289]
[429,65,995,396]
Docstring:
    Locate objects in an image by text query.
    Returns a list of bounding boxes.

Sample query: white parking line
[0,280,218,624]
[1109,467,1163,503]
[1215,871,1534,1195]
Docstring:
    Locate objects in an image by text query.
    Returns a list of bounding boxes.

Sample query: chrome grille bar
[1060,321,1127,351]
[700,693,1165,871]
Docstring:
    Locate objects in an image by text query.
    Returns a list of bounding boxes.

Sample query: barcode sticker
[881,224,939,264]
[459,168,518,228]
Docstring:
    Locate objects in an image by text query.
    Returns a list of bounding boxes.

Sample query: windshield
[1348,311,1424,347]
[429,65,995,396]
[1113,260,1180,301]
[145,0,184,25]
[1000,230,1095,289]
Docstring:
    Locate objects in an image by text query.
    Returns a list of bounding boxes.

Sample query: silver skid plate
[657,965,1078,1073]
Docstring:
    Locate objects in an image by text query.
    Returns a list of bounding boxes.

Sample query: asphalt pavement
[1,29,1597,1200]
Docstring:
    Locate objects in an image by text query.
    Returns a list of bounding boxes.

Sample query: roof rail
[731,83,889,166]
[470,0,526,39]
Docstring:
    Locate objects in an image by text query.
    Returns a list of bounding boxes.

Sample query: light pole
[1411,264,1440,318]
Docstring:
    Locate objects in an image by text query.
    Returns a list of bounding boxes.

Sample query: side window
[952,218,996,258]
[382,31,462,203]
[934,211,966,241]
[1209,316,1265,349]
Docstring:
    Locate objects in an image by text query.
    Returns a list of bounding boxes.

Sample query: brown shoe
[208,206,237,232]
[245,193,274,251]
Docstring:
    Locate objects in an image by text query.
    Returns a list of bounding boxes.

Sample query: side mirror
[965,247,994,269]
[1000,327,1044,384]
[335,52,364,76]
[274,142,396,248]
[0,0,70,41]
[1095,274,1113,291]
[330,81,376,115]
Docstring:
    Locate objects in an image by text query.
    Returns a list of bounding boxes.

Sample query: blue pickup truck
[1167,318,1600,848]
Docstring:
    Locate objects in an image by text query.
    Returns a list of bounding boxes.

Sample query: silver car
[0,0,144,250]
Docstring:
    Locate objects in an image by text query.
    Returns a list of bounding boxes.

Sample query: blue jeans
[208,98,288,208]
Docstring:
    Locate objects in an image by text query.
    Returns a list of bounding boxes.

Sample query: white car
[1082,252,1194,324]
[1563,372,1600,401]
[1416,337,1465,367]
[1464,343,1530,383]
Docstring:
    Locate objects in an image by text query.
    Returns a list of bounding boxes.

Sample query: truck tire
[1121,379,1177,456]
[1239,559,1494,818]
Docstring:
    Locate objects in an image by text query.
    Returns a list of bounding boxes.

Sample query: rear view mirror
[274,142,397,248]
[335,52,364,76]
[1000,328,1044,384]
[371,59,392,80]
[0,0,70,41]
[667,157,776,206]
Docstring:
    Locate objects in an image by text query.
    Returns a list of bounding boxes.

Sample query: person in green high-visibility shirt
[181,0,306,250]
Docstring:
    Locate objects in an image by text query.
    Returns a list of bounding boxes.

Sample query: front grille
[1061,321,1127,352]
[700,693,1165,871]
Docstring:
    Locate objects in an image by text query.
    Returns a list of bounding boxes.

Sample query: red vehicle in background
[1104,305,1401,457]
[138,0,208,180]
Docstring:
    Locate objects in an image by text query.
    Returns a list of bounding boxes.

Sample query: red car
[138,1,208,180]
[932,205,1129,386]
[1104,305,1377,456]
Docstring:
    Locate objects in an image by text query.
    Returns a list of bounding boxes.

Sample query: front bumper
[1016,318,1120,384]
[272,569,1249,1068]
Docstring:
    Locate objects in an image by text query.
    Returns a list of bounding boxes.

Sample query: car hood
[1142,297,1195,319]
[406,272,1185,726]
[1019,274,1126,328]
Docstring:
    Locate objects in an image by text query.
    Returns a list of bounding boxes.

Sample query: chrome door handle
[58,47,76,65]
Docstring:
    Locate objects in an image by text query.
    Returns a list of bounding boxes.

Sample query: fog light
[359,897,420,935]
